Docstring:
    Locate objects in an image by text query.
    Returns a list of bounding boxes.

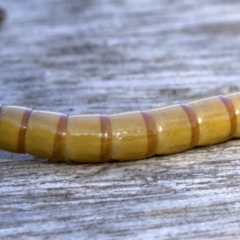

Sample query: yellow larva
[0,92,240,163]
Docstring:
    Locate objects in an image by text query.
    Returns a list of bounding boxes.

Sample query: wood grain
[1,0,240,239]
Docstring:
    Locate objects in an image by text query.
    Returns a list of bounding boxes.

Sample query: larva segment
[218,95,237,138]
[100,114,112,162]
[65,115,101,163]
[141,111,158,158]
[189,96,235,146]
[149,105,193,155]
[110,111,148,160]
[180,104,200,149]
[227,93,240,137]
[25,111,62,159]
[18,108,32,153]
[0,106,30,153]
[52,114,68,161]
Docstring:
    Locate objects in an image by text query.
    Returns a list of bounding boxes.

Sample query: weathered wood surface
[1,0,240,239]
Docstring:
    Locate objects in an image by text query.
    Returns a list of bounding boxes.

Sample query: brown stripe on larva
[218,95,237,138]
[141,111,158,158]
[181,104,200,149]
[18,108,32,153]
[100,114,112,162]
[52,114,68,160]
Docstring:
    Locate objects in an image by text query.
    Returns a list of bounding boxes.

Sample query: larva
[0,92,240,163]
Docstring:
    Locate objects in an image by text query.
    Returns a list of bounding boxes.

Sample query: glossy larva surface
[0,93,239,163]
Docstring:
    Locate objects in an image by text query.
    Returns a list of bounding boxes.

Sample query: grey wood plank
[0,0,240,239]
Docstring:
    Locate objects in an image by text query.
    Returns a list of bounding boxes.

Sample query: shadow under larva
[0,93,239,163]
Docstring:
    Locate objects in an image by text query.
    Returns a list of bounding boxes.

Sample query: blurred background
[1,1,240,239]
[0,0,240,114]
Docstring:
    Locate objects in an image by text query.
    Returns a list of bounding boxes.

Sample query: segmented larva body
[0,93,240,163]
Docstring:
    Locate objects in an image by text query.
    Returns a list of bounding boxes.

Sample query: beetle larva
[0,92,240,163]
